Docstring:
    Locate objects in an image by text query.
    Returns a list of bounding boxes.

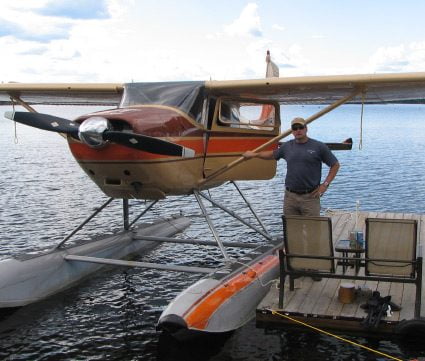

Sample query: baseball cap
[291,117,306,126]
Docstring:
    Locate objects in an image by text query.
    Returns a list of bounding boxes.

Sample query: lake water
[1,104,425,360]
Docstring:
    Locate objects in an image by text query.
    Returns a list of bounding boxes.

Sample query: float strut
[54,197,114,249]
[231,181,271,236]
[194,190,230,261]
[123,199,129,230]
[128,200,158,228]
[198,190,272,241]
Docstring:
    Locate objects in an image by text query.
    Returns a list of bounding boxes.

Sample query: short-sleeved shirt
[273,138,338,191]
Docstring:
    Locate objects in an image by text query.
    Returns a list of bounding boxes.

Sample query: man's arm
[324,161,340,186]
[312,161,340,197]
[242,150,275,160]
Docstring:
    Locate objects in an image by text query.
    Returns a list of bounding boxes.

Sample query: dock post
[415,256,423,318]
[278,249,285,309]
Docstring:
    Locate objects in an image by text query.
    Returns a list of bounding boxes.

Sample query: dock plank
[297,277,329,314]
[284,277,314,313]
[399,283,416,321]
[280,278,300,309]
[325,278,345,317]
[311,277,340,316]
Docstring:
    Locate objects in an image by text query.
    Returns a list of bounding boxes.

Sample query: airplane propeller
[4,111,195,158]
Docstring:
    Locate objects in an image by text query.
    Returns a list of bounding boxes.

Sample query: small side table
[335,240,365,274]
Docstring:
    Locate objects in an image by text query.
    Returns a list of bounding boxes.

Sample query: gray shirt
[273,138,338,191]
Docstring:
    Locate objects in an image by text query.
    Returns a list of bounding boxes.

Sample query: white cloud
[224,3,262,37]
[3,1,424,83]
[0,1,343,81]
[272,24,285,31]
[368,42,425,72]
[0,6,73,42]
[38,0,109,19]
[0,0,340,82]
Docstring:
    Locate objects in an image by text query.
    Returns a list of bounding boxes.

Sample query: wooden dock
[256,210,425,335]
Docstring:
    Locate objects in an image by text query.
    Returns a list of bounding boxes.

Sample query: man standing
[243,117,340,216]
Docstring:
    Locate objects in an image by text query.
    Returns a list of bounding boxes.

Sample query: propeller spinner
[4,111,195,158]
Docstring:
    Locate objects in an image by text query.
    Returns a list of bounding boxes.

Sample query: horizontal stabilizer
[325,137,353,150]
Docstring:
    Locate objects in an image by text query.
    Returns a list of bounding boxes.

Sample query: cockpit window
[218,99,277,130]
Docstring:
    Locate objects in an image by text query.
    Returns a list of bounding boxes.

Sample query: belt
[285,186,317,195]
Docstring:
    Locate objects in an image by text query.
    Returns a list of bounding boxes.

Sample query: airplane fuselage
[69,103,279,199]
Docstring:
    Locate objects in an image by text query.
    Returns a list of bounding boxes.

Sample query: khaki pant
[284,190,320,216]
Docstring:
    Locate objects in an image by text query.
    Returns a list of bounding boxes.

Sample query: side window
[218,100,276,130]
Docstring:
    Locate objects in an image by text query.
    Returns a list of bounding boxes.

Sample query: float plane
[1,52,425,337]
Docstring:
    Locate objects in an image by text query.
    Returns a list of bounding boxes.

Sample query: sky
[0,0,424,83]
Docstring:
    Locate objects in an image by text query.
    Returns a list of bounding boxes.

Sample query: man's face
[291,123,307,141]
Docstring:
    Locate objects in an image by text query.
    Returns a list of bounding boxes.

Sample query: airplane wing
[205,72,425,104]
[0,83,124,106]
[1,72,425,107]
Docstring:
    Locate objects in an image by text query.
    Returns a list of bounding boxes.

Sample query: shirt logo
[307,149,316,154]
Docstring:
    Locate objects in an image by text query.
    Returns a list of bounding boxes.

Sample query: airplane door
[203,98,280,182]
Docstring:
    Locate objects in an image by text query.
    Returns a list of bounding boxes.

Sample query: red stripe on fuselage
[68,136,276,161]
[206,137,277,153]
[68,138,206,161]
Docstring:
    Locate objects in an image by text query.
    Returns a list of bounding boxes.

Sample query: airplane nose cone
[78,116,110,148]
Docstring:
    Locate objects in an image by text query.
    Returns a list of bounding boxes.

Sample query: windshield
[120,81,205,122]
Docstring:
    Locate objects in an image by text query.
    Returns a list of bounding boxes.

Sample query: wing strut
[9,95,37,113]
[198,88,363,187]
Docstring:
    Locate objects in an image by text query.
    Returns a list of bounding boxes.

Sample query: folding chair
[366,218,417,277]
[365,218,422,317]
[279,215,335,307]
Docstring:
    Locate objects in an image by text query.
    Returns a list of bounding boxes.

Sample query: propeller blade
[4,111,79,138]
[104,131,195,157]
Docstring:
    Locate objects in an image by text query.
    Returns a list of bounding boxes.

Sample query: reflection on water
[1,104,425,360]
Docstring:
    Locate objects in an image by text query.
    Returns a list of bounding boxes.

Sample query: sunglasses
[291,125,305,131]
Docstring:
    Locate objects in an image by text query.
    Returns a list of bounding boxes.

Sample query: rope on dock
[269,309,403,361]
